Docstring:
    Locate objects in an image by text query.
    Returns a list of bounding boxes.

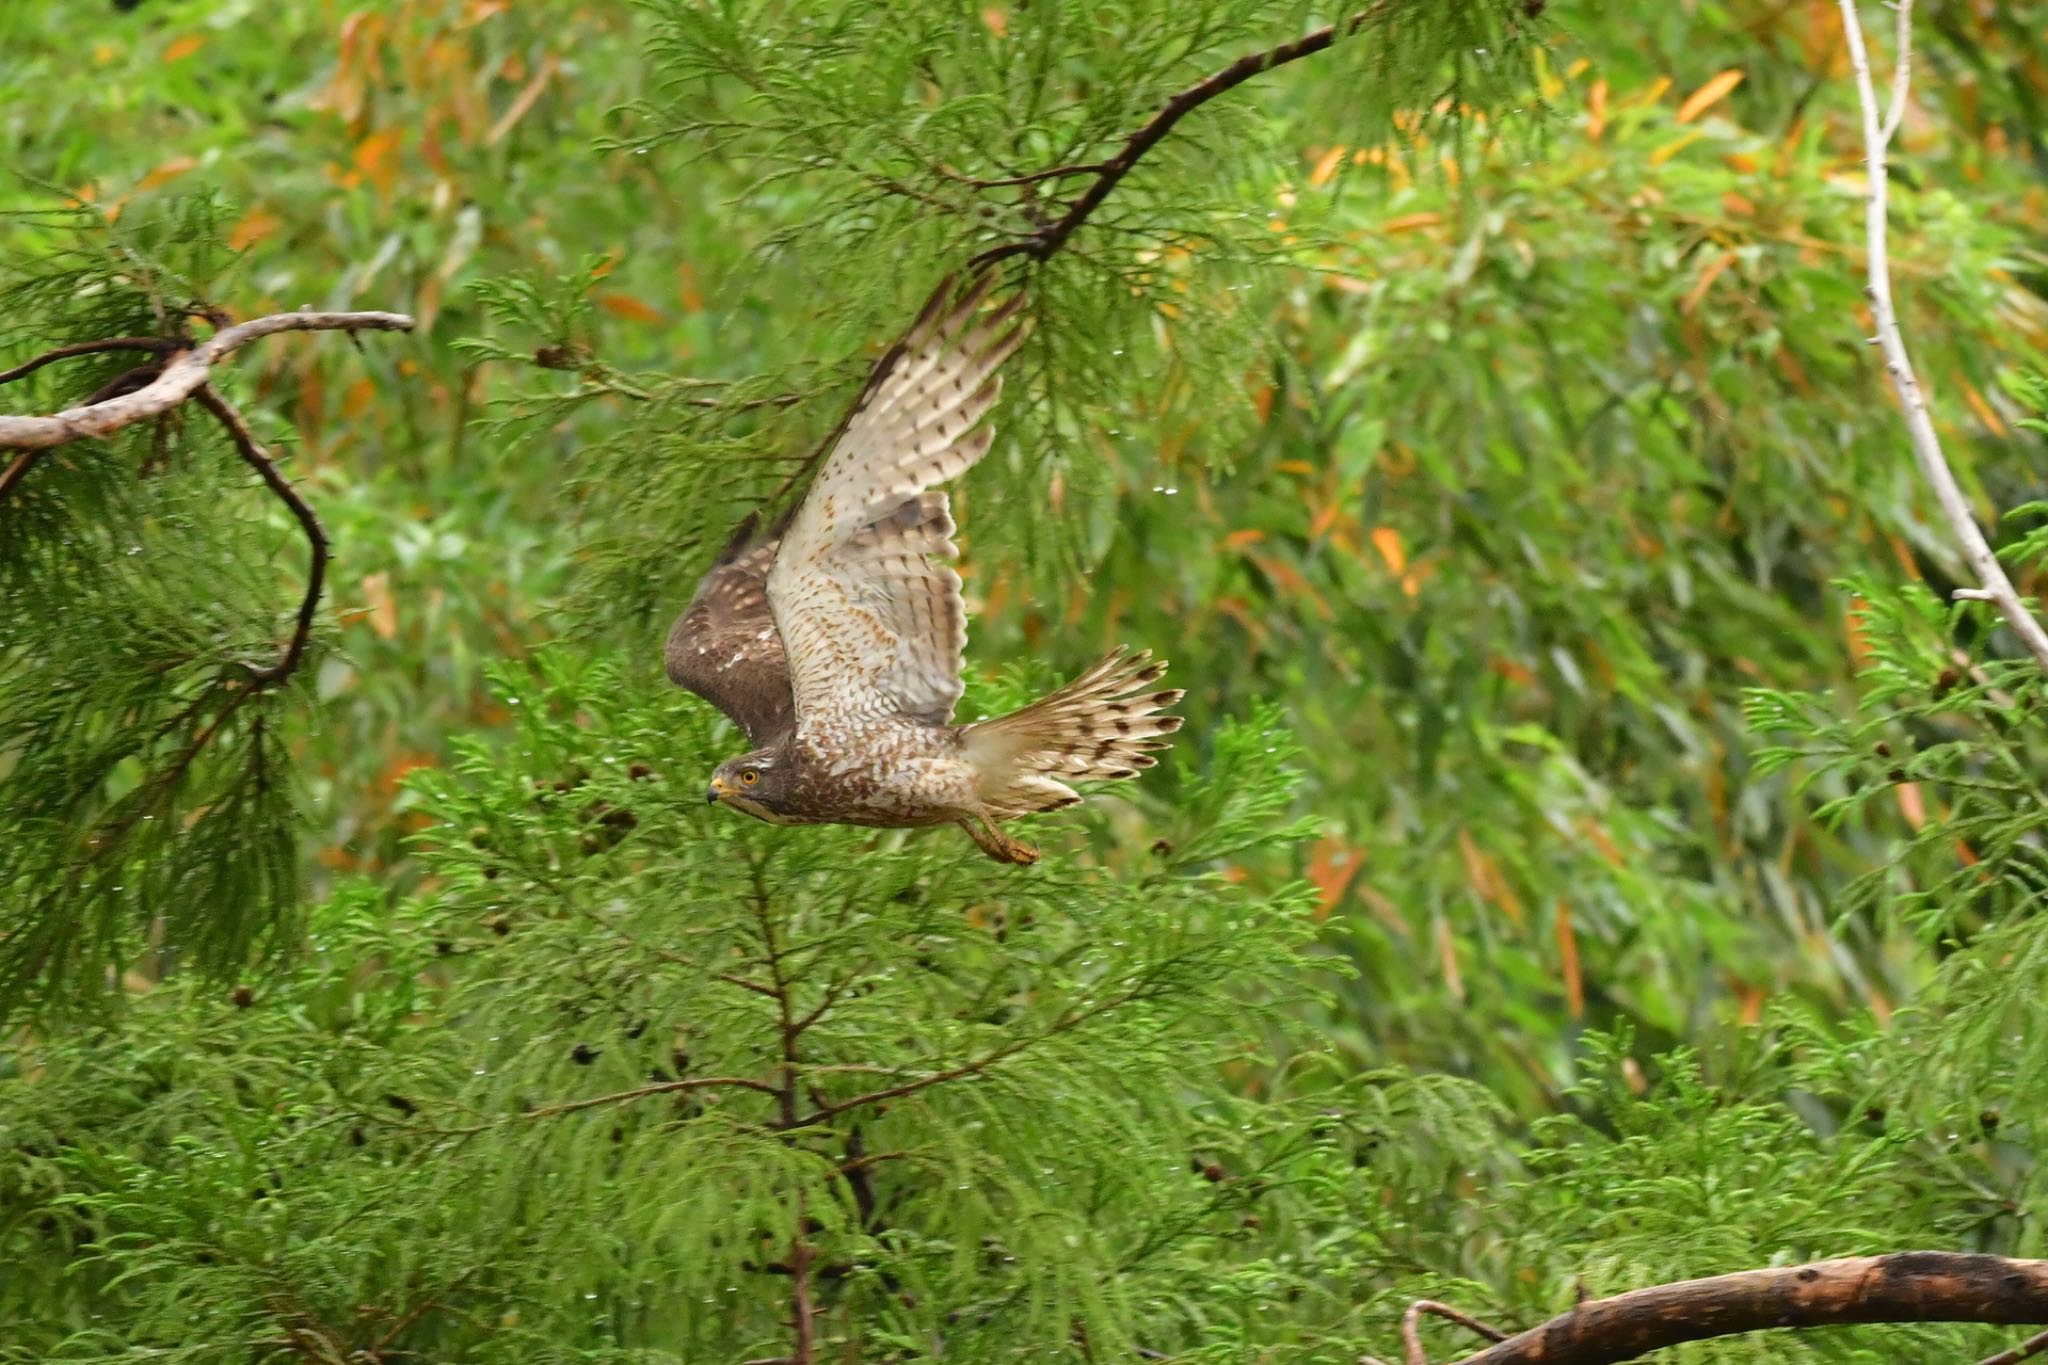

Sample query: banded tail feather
[964,648,1185,819]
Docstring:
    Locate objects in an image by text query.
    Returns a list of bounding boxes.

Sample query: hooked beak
[707,776,728,806]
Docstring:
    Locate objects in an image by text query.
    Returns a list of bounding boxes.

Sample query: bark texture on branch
[1441,1253,2048,1365]
[0,310,414,453]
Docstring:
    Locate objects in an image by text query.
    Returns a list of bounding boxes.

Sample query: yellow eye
[741,769,759,785]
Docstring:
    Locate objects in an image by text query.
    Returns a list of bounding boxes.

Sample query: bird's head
[706,748,796,824]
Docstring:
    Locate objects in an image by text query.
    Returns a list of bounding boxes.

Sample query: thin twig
[1402,1300,1511,1365]
[796,982,1161,1127]
[0,336,180,386]
[969,4,1391,269]
[1836,0,2048,671]
[194,385,327,688]
[515,1074,783,1122]
[938,160,1111,189]
[1981,1325,2048,1365]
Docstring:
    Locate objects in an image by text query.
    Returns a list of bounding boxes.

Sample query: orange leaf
[1378,211,1441,235]
[485,53,558,147]
[981,5,1008,36]
[1554,900,1583,1019]
[1959,379,2008,436]
[1435,914,1465,1002]
[361,571,398,639]
[163,34,207,64]
[379,751,436,798]
[1680,249,1736,315]
[1895,781,1927,831]
[1308,498,1344,542]
[1675,69,1744,124]
[138,155,199,191]
[1222,528,1264,553]
[1370,526,1406,576]
[1649,131,1707,167]
[1844,596,1873,669]
[353,129,404,195]
[598,293,663,324]
[1586,78,1609,141]
[1308,835,1364,921]
[1578,818,1625,868]
[1308,144,1348,187]
[228,207,281,251]
[1488,655,1536,686]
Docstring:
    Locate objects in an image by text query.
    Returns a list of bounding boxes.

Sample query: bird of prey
[664,271,1182,864]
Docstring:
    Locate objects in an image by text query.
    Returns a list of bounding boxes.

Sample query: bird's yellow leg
[959,809,1039,865]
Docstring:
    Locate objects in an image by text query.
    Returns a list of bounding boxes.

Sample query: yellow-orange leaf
[598,293,663,324]
[1649,131,1707,167]
[981,5,1008,36]
[138,156,198,191]
[1625,75,1673,110]
[1222,528,1264,553]
[1378,211,1440,235]
[1960,379,2008,436]
[1680,249,1737,315]
[1577,819,1622,867]
[353,129,404,195]
[485,53,558,147]
[1370,525,1406,576]
[163,34,206,64]
[1308,499,1344,542]
[1895,781,1927,831]
[361,571,398,640]
[1554,901,1583,1019]
[229,207,281,252]
[1675,69,1744,124]
[1844,596,1873,669]
[1488,655,1536,687]
[1435,914,1465,1002]
[1586,78,1609,141]
[1308,835,1363,921]
[1308,144,1348,187]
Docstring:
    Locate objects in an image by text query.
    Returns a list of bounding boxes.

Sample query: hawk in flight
[664,272,1183,864]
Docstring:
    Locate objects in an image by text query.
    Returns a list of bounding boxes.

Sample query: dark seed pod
[571,1043,599,1065]
[231,985,254,1009]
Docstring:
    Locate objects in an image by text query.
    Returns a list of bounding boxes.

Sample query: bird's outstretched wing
[663,509,796,747]
[766,272,1028,731]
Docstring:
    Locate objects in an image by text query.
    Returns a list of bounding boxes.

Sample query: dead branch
[1836,0,2048,671]
[0,336,181,387]
[0,308,414,456]
[1383,1253,2048,1365]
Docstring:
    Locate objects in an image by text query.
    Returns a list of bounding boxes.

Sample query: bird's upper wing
[664,510,796,747]
[766,272,1028,732]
